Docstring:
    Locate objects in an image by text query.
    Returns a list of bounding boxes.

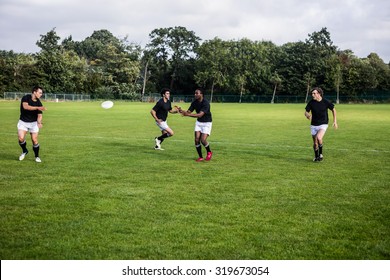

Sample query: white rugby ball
[101,100,114,109]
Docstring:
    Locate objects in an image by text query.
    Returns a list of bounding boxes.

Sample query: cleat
[205,152,213,161]
[35,157,42,163]
[319,154,324,161]
[154,137,161,149]
[313,157,320,162]
[154,146,164,150]
[19,151,28,161]
[196,157,204,162]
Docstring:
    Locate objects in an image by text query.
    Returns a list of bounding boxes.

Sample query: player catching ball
[179,88,213,162]
[304,87,338,162]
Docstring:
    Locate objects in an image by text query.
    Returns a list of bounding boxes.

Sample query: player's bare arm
[150,109,162,123]
[332,108,338,129]
[182,110,205,118]
[37,114,43,128]
[23,102,46,111]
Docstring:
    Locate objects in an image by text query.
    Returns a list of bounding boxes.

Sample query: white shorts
[17,120,39,133]
[155,120,170,131]
[195,121,212,135]
[310,124,328,136]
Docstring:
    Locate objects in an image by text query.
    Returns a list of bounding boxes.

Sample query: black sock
[313,146,319,158]
[19,141,28,153]
[33,144,40,157]
[158,133,169,143]
[204,143,211,153]
[196,144,202,158]
[319,144,323,155]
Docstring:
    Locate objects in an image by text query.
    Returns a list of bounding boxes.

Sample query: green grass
[0,101,389,260]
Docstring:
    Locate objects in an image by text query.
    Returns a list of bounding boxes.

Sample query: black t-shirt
[152,98,172,121]
[305,98,335,126]
[188,98,212,122]
[19,94,43,122]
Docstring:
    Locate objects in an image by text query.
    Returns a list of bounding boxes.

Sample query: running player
[150,88,179,150]
[304,87,338,162]
[17,86,47,162]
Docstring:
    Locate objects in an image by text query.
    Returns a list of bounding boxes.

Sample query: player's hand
[38,106,47,111]
[333,122,338,129]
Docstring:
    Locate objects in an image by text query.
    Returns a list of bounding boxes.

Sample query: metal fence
[143,93,390,104]
[4,92,91,102]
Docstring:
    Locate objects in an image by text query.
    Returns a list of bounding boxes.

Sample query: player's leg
[194,130,203,161]
[201,133,212,161]
[310,125,320,161]
[312,135,320,161]
[155,121,172,149]
[200,122,212,161]
[315,129,326,160]
[31,132,41,162]
[159,126,174,144]
[17,128,29,160]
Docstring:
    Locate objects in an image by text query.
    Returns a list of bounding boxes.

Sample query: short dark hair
[195,88,204,95]
[311,87,323,97]
[160,88,170,97]
[32,86,43,93]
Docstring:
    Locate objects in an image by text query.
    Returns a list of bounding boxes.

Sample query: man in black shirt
[17,86,47,162]
[150,88,179,150]
[180,88,213,162]
[305,87,338,162]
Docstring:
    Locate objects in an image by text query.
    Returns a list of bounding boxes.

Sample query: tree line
[1,26,389,101]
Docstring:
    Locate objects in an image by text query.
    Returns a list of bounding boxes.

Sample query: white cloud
[0,0,389,62]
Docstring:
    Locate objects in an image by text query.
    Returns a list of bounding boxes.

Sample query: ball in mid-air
[101,100,114,109]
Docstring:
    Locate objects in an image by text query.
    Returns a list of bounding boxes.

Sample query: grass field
[0,100,389,260]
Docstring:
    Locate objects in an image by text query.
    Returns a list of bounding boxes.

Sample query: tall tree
[195,37,229,101]
[0,51,38,93]
[36,28,69,92]
[367,52,390,90]
[276,41,312,96]
[225,39,273,102]
[270,72,282,103]
[304,27,337,99]
[146,26,200,92]
[342,56,377,97]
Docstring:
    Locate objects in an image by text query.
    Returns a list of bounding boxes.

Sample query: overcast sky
[1,0,389,62]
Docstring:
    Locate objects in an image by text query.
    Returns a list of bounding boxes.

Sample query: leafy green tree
[324,52,344,103]
[224,39,274,102]
[341,55,377,97]
[305,27,337,98]
[270,72,282,103]
[367,52,390,90]
[275,28,337,99]
[195,37,229,101]
[61,29,142,98]
[61,50,88,93]
[36,28,70,92]
[146,26,200,93]
[1,26,389,101]
[276,41,311,96]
